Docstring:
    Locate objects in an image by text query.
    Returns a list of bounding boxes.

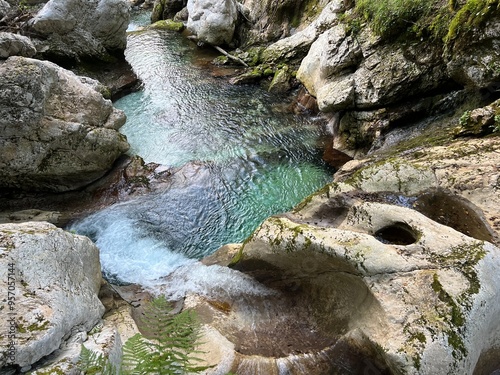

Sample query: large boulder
[238,0,330,47]
[297,26,446,112]
[0,56,129,192]
[260,0,344,64]
[194,189,500,374]
[0,222,105,370]
[0,0,10,18]
[29,0,130,61]
[335,136,500,245]
[186,0,238,45]
[0,32,37,59]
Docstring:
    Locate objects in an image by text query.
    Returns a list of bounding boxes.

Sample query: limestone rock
[0,0,10,18]
[0,32,36,59]
[0,222,105,369]
[261,0,344,64]
[297,25,445,112]
[297,24,361,98]
[238,0,331,47]
[454,98,500,137]
[28,283,144,374]
[335,137,500,245]
[186,0,238,45]
[447,15,500,89]
[151,0,187,22]
[220,191,500,374]
[29,0,129,61]
[0,56,129,192]
[316,74,355,112]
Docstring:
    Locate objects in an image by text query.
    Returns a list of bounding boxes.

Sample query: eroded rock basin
[165,184,500,374]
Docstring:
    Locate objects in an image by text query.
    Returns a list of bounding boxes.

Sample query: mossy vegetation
[351,0,500,45]
[148,20,185,32]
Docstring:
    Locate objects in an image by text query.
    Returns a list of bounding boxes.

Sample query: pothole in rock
[414,189,496,244]
[199,256,392,374]
[374,222,419,245]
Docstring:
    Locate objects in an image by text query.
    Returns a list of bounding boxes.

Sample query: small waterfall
[71,11,333,290]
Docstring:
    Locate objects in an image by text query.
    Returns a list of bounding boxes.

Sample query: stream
[70,13,333,294]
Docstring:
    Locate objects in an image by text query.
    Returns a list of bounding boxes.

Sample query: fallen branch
[213,45,249,67]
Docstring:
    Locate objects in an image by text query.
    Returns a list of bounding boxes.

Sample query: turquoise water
[71,15,333,285]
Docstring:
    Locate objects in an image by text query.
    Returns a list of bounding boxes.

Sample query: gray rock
[218,189,500,374]
[29,0,129,61]
[261,0,344,64]
[0,0,10,18]
[316,74,355,112]
[0,56,129,192]
[0,32,37,58]
[335,137,500,245]
[0,222,105,369]
[297,25,445,112]
[186,0,237,45]
[447,15,500,89]
[297,24,361,97]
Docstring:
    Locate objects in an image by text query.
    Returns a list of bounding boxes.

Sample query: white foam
[153,262,276,301]
[71,209,194,286]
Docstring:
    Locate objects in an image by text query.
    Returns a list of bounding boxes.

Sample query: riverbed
[71,12,333,291]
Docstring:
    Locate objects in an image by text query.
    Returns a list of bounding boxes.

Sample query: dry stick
[213,45,249,67]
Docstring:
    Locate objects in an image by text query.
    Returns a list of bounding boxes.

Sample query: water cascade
[71,13,333,292]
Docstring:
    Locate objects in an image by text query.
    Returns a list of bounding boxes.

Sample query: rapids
[71,12,333,291]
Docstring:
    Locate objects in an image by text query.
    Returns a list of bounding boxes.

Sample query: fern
[79,296,208,375]
[79,345,119,375]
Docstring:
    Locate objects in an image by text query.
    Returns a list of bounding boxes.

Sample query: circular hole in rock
[374,222,418,245]
[414,189,496,244]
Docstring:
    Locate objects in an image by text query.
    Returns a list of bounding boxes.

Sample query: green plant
[351,0,499,43]
[445,0,500,43]
[493,114,500,133]
[79,296,207,375]
[354,0,434,38]
[79,346,118,375]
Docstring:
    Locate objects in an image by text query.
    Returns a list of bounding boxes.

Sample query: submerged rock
[0,222,104,370]
[0,56,129,192]
[29,0,130,61]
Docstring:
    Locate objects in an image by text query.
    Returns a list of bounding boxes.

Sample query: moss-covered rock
[224,189,500,374]
[148,19,185,32]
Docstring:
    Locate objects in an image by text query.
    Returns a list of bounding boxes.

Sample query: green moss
[293,184,331,213]
[148,20,185,32]
[354,0,434,39]
[445,0,499,43]
[427,242,485,363]
[432,273,465,327]
[431,242,486,304]
[290,0,324,28]
[27,321,49,332]
[351,0,499,44]
[35,365,67,375]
